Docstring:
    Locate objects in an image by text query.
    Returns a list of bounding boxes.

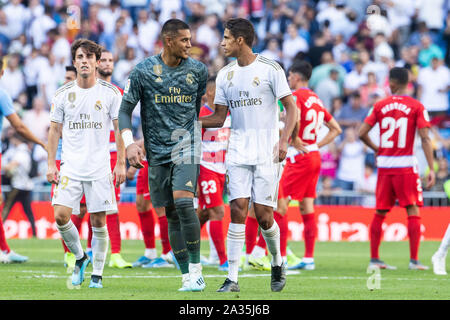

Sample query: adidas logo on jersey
[185,181,193,188]
[104,200,110,205]
[228,82,234,88]
[266,195,272,201]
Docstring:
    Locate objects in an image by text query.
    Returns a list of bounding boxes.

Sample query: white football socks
[436,224,450,257]
[145,248,157,260]
[57,220,84,260]
[260,221,282,267]
[91,226,109,277]
[226,223,246,282]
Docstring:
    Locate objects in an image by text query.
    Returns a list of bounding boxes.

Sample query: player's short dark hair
[289,60,312,81]
[389,67,409,85]
[71,39,102,62]
[161,19,190,40]
[65,65,77,74]
[224,18,255,47]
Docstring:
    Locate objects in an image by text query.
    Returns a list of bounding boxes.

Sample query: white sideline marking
[15,270,449,282]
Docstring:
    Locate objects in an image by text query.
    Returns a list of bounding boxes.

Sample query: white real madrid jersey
[50,79,122,180]
[214,54,291,165]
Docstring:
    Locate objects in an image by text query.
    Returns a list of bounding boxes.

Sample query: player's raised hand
[126,143,145,169]
[46,164,60,184]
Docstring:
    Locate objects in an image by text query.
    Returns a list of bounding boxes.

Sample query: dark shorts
[148,162,199,208]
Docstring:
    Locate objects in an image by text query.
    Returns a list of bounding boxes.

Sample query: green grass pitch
[0,239,448,300]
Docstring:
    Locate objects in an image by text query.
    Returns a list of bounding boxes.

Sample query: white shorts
[226,163,282,209]
[52,173,118,215]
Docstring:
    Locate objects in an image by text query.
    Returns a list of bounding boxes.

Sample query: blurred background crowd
[0,0,449,209]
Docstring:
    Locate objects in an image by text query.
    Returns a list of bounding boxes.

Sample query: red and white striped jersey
[199,105,231,174]
[364,95,430,174]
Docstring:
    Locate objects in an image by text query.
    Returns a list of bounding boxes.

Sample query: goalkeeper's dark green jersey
[119,53,208,166]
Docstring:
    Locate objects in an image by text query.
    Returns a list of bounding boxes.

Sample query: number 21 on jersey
[380,117,408,148]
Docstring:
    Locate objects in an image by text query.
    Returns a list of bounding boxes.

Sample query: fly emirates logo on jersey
[154,86,193,104]
[68,113,103,130]
[228,90,262,109]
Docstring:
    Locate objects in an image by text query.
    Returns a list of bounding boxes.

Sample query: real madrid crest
[227,71,234,81]
[252,77,260,87]
[95,100,102,111]
[153,64,163,83]
[186,73,194,85]
[68,92,76,103]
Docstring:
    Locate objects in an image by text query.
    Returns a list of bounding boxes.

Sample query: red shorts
[136,161,150,200]
[376,172,423,210]
[280,151,321,201]
[198,165,225,209]
[51,153,121,204]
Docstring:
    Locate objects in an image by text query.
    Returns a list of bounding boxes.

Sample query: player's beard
[98,69,113,78]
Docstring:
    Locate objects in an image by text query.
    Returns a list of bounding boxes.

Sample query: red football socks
[209,220,227,265]
[138,210,155,249]
[302,213,317,258]
[107,213,121,254]
[158,215,171,254]
[408,215,421,261]
[245,216,259,254]
[370,213,386,259]
[0,216,10,253]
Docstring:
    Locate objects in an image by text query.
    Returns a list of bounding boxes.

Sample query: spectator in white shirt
[37,52,65,106]
[137,9,160,57]
[282,23,309,70]
[261,38,282,62]
[29,5,57,49]
[113,46,137,88]
[196,14,220,60]
[335,127,366,191]
[344,59,366,97]
[50,25,71,66]
[3,0,31,40]
[23,48,48,109]
[22,96,50,142]
[315,68,341,111]
[417,56,450,114]
[0,53,25,101]
[415,0,446,32]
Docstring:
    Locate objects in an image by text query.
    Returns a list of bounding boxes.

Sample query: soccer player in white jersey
[47,39,126,289]
[200,18,298,292]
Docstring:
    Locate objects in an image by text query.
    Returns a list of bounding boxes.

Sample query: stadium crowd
[0,0,449,205]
